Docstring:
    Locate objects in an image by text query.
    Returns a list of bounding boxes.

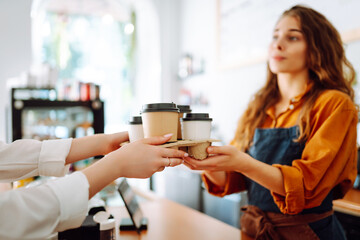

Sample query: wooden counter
[107,189,240,240]
[333,188,360,217]
[106,187,360,239]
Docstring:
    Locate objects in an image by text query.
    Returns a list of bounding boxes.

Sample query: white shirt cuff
[39,139,72,177]
[47,171,90,232]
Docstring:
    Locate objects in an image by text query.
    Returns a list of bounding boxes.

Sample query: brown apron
[240,205,334,240]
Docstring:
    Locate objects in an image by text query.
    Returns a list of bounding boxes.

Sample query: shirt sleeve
[271,91,358,214]
[202,138,248,196]
[202,171,247,197]
[0,138,72,182]
[0,171,89,239]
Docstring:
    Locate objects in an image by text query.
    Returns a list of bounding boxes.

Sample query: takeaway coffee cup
[181,113,212,140]
[177,105,192,140]
[128,116,144,142]
[141,103,179,142]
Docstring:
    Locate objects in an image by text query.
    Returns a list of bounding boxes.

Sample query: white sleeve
[0,171,89,240]
[0,139,72,182]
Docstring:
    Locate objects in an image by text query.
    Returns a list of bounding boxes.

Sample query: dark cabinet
[10,88,104,141]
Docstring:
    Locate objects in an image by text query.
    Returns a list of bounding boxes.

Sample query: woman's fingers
[161,148,189,159]
[183,160,197,170]
[161,157,184,167]
[183,156,220,170]
[159,156,184,169]
[207,145,232,155]
[140,134,173,145]
[116,131,129,142]
[111,132,129,145]
[156,166,165,172]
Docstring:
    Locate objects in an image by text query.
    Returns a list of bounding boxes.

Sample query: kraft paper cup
[176,105,192,140]
[128,116,144,142]
[181,113,212,140]
[141,103,179,142]
[188,142,211,160]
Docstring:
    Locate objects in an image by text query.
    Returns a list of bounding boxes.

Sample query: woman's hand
[82,134,188,198]
[102,132,129,155]
[109,134,188,178]
[66,132,129,164]
[183,145,249,189]
[184,145,251,172]
[185,145,286,196]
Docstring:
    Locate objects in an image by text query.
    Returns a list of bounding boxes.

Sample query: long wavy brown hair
[231,5,356,151]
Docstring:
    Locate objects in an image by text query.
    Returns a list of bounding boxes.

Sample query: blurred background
[1,0,359,230]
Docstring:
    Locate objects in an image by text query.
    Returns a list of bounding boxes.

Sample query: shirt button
[289,104,294,110]
[291,98,296,103]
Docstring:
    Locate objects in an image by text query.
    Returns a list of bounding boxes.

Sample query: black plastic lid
[141,103,179,113]
[177,105,192,113]
[181,113,212,121]
[128,116,142,124]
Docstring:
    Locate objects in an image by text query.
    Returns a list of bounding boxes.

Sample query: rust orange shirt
[203,88,358,214]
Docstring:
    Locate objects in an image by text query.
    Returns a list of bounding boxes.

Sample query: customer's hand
[102,132,129,155]
[82,133,188,198]
[66,132,129,164]
[110,134,187,178]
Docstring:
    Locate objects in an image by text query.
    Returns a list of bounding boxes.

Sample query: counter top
[107,188,240,240]
[333,188,360,217]
[104,187,360,239]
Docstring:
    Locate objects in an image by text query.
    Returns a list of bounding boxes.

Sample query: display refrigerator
[9,88,105,187]
[10,88,104,141]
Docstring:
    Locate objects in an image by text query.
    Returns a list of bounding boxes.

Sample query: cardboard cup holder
[160,139,220,160]
[120,139,220,160]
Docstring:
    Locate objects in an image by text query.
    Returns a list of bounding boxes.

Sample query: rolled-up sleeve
[271,92,358,214]
[38,139,72,177]
[0,138,72,182]
[202,171,247,197]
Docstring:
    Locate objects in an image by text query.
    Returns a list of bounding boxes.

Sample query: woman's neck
[277,72,308,102]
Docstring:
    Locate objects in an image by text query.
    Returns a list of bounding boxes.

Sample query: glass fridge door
[21,106,94,140]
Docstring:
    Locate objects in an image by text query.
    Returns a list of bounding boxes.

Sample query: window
[31,0,162,197]
[32,0,136,132]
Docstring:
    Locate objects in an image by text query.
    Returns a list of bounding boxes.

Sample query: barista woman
[184,5,358,240]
